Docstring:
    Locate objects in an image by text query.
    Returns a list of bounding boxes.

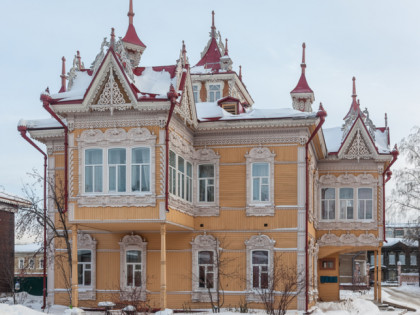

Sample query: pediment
[174,73,198,128]
[338,118,378,161]
[83,51,138,113]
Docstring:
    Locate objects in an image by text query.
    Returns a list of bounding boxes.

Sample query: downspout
[18,126,48,310]
[382,145,399,242]
[305,104,327,312]
[41,94,69,213]
[165,85,179,212]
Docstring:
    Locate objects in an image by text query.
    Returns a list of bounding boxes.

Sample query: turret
[122,0,146,67]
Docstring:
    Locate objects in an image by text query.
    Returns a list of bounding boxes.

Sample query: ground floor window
[252,250,269,289]
[126,250,142,287]
[198,251,214,289]
[78,250,92,286]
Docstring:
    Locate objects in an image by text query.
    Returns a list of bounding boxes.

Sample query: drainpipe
[382,145,399,242]
[305,104,327,312]
[41,93,69,213]
[165,85,179,212]
[17,126,48,310]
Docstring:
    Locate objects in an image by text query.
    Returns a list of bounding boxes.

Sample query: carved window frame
[77,233,97,300]
[193,148,220,216]
[192,84,200,103]
[245,234,275,302]
[119,234,147,301]
[317,174,378,229]
[245,147,276,216]
[77,128,157,207]
[191,234,219,302]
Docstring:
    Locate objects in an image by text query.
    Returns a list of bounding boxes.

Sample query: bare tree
[16,172,73,304]
[255,256,305,315]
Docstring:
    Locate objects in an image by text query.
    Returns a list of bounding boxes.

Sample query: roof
[0,192,31,208]
[15,243,41,253]
[290,68,313,94]
[18,118,65,129]
[384,238,418,248]
[122,23,146,48]
[195,37,222,72]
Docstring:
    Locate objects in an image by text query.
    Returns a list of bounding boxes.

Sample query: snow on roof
[196,101,317,121]
[133,67,177,96]
[15,243,41,253]
[375,128,390,153]
[0,192,31,207]
[190,65,213,74]
[18,118,65,129]
[323,127,343,153]
[51,71,92,101]
[384,237,418,248]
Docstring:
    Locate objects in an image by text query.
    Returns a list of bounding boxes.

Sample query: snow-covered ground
[0,287,419,314]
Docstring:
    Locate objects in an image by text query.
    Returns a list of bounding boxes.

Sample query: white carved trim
[317,232,379,247]
[245,147,276,216]
[119,234,147,300]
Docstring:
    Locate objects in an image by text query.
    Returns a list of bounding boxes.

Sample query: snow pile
[18,118,65,129]
[314,298,380,315]
[64,307,85,314]
[51,71,92,101]
[374,129,390,153]
[0,303,45,315]
[15,243,41,253]
[134,67,176,96]
[190,65,213,74]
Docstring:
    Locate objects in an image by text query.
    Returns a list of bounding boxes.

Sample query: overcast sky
[1,0,420,206]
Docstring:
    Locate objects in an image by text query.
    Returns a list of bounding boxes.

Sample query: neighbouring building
[14,243,45,296]
[17,1,398,311]
[0,192,31,293]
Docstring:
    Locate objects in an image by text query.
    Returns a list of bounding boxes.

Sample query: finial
[128,0,134,25]
[239,65,242,81]
[352,76,357,100]
[300,42,307,74]
[385,113,388,128]
[60,57,66,93]
[76,51,82,70]
[110,27,115,49]
[224,38,229,56]
[211,11,216,38]
[182,40,188,65]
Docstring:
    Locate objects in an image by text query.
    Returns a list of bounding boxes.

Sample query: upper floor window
[131,148,150,192]
[389,252,396,265]
[358,188,373,219]
[85,149,103,193]
[321,188,335,220]
[18,258,24,269]
[252,163,269,202]
[108,148,126,192]
[395,229,404,238]
[78,250,92,286]
[198,251,214,289]
[252,250,269,289]
[399,253,406,265]
[339,188,354,219]
[29,259,35,269]
[410,253,417,266]
[385,229,393,238]
[198,164,215,202]
[169,150,192,202]
[39,259,44,270]
[209,84,221,102]
[193,85,199,103]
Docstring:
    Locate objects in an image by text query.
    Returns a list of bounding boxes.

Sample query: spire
[343,76,364,120]
[110,27,115,49]
[385,113,388,128]
[76,51,82,70]
[239,65,242,81]
[122,0,146,67]
[211,10,216,38]
[224,38,229,56]
[290,42,314,112]
[59,57,66,93]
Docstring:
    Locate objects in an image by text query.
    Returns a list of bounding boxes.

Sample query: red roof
[133,65,177,78]
[195,38,222,71]
[291,70,313,94]
[122,24,146,48]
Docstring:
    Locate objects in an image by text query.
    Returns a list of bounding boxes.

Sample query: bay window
[85,149,103,193]
[168,150,192,202]
[321,188,335,220]
[78,250,92,286]
[252,163,269,202]
[199,164,215,202]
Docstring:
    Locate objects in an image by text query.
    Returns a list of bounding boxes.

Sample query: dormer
[217,96,245,115]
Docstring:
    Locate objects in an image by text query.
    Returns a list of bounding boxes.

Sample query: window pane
[261,272,268,289]
[118,165,126,192]
[141,165,150,191]
[169,151,176,167]
[127,250,141,263]
[252,251,268,264]
[253,266,259,288]
[252,163,269,176]
[340,188,353,199]
[358,200,365,219]
[78,264,83,285]
[132,147,150,163]
[86,149,102,164]
[178,156,184,172]
[261,185,269,201]
[207,271,214,288]
[199,179,206,202]
[131,165,140,191]
[207,186,214,202]
[109,148,126,164]
[253,178,260,201]
[199,266,205,288]
[134,271,141,287]
[198,251,214,264]
[366,200,372,219]
[399,253,406,265]
[127,264,133,286]
[109,166,116,191]
[322,188,335,199]
[94,166,102,192]
[78,250,91,262]
[411,254,417,266]
[85,166,93,192]
[328,200,335,219]
[85,270,91,286]
[199,165,214,178]
[358,188,372,199]
[187,162,192,177]
[389,254,395,265]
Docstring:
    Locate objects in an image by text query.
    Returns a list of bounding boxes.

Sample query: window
[78,250,92,286]
[198,164,214,202]
[395,229,404,238]
[358,188,373,219]
[131,147,150,192]
[339,188,354,219]
[410,253,417,266]
[29,259,35,269]
[321,259,335,270]
[18,258,24,269]
[209,84,221,102]
[126,250,142,287]
[168,150,192,202]
[386,229,393,238]
[193,85,199,103]
[399,253,406,265]
[252,250,269,289]
[252,163,269,202]
[389,253,396,265]
[370,254,374,266]
[39,259,44,270]
[198,251,214,289]
[85,149,103,193]
[108,148,126,192]
[321,188,335,220]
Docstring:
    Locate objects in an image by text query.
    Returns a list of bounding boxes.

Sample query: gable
[174,73,198,128]
[338,118,378,161]
[83,51,138,113]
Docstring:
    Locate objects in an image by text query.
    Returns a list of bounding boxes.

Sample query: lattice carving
[343,129,372,161]
[97,68,125,107]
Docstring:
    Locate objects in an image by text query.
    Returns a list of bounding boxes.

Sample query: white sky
[1,0,420,200]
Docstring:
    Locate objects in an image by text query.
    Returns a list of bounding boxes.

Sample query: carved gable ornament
[78,127,156,147]
[319,173,377,185]
[317,232,379,247]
